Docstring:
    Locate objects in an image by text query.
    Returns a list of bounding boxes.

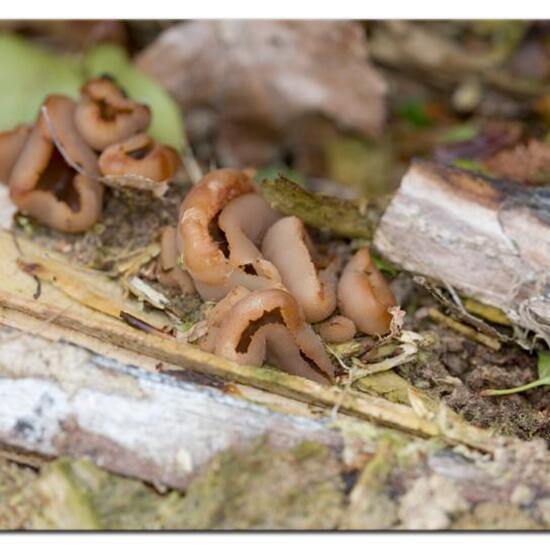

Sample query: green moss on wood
[260,176,374,240]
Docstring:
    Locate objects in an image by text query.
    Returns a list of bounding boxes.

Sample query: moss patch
[170,438,345,530]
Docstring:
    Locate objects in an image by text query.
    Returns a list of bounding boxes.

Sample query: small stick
[428,308,502,351]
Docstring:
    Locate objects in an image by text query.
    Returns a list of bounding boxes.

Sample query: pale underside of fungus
[8,95,104,233]
[213,287,335,384]
[157,226,196,294]
[338,246,397,336]
[217,192,282,279]
[262,215,339,323]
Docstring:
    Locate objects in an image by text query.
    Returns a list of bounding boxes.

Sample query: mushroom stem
[337,247,397,336]
[157,226,195,294]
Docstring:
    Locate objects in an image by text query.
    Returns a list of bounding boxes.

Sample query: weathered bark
[375,159,550,343]
[0,327,341,491]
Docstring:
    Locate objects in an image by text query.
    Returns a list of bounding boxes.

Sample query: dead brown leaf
[137,20,387,167]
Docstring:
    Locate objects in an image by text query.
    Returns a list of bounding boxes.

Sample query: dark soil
[397,287,550,441]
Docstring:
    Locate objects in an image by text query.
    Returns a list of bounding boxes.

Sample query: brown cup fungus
[74,77,151,151]
[0,124,32,184]
[178,168,282,300]
[199,285,252,354]
[337,247,397,336]
[157,226,196,294]
[217,192,281,279]
[214,288,335,384]
[99,132,181,182]
[262,216,339,323]
[317,315,356,343]
[9,95,103,233]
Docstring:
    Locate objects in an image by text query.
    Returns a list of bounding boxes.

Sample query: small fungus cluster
[160,168,397,384]
[0,77,181,233]
[0,84,397,386]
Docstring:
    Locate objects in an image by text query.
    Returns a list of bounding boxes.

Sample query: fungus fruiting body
[0,124,32,184]
[178,168,282,299]
[75,77,151,151]
[0,75,400,386]
[317,315,356,343]
[214,288,335,384]
[218,192,281,278]
[178,168,255,284]
[337,247,397,336]
[199,285,251,353]
[262,216,339,323]
[99,133,181,182]
[9,95,103,233]
[157,226,196,294]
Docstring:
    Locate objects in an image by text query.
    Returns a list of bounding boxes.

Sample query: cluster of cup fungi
[0,78,397,385]
[0,77,180,233]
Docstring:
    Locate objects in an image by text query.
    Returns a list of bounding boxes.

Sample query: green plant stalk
[481,376,550,397]
[482,351,550,396]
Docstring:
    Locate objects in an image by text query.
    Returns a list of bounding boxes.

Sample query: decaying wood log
[375,159,550,343]
[0,229,498,452]
[0,327,341,490]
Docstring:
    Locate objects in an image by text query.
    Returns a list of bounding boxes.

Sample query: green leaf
[537,351,550,379]
[83,44,185,152]
[441,124,480,144]
[451,159,493,177]
[0,35,185,153]
[0,33,82,131]
[481,350,550,397]
[397,98,432,128]
[371,253,400,276]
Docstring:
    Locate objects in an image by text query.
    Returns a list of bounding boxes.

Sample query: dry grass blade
[11,235,170,333]
[428,308,502,351]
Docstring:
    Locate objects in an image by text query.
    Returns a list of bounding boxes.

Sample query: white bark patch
[0,328,341,489]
